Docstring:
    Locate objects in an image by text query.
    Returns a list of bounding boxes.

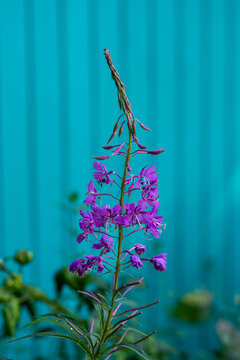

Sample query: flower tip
[146,149,165,155]
[92,155,112,160]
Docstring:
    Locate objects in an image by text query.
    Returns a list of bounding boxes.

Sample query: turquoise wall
[0,0,240,357]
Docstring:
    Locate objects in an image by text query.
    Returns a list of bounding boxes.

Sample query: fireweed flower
[135,165,158,189]
[150,254,167,272]
[91,203,124,228]
[69,258,88,277]
[85,180,99,205]
[76,210,95,243]
[130,254,143,269]
[27,50,168,360]
[92,234,113,254]
[134,244,146,255]
[93,161,112,185]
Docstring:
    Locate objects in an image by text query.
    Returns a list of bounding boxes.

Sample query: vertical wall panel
[222,0,237,303]
[34,0,61,296]
[185,0,200,292]
[198,0,212,287]
[157,0,175,299]
[210,0,224,299]
[173,0,187,293]
[24,0,40,285]
[68,0,89,261]
[1,0,29,266]
[56,0,71,262]
[0,5,5,257]
[88,0,101,157]
[235,0,240,297]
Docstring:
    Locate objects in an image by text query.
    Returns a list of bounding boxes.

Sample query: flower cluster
[70,156,167,277]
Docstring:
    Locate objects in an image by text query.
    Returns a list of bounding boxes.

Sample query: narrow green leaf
[41,313,94,349]
[8,332,92,357]
[3,297,20,337]
[122,326,147,337]
[22,318,77,339]
[105,325,123,343]
[116,342,151,360]
[99,342,122,356]
[0,287,13,304]
[93,304,106,333]
[42,313,89,335]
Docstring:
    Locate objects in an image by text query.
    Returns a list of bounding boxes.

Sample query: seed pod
[102,144,120,150]
[117,92,122,110]
[137,119,152,132]
[145,149,165,155]
[118,122,124,137]
[131,119,137,139]
[107,120,120,144]
[135,140,147,149]
[92,155,112,160]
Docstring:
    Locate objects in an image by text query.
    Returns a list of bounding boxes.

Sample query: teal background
[0,0,240,358]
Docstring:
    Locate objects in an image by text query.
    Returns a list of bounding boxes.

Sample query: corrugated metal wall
[0,0,239,357]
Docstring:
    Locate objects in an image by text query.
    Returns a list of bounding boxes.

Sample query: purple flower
[93,161,112,185]
[150,254,167,272]
[92,234,113,254]
[92,203,123,228]
[134,244,146,255]
[69,259,88,277]
[130,254,143,269]
[135,165,158,189]
[142,205,163,238]
[84,255,104,274]
[123,200,147,227]
[77,210,95,243]
[85,181,99,205]
[142,186,159,206]
[69,254,106,277]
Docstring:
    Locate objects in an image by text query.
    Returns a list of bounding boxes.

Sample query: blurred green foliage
[174,289,213,323]
[2,248,240,359]
[0,249,105,338]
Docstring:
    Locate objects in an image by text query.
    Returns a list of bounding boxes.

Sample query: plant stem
[93,49,134,359]
[95,130,132,359]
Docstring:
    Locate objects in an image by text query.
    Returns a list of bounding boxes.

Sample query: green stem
[95,129,132,359]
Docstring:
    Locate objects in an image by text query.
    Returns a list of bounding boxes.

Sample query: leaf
[41,313,95,349]
[121,326,147,338]
[0,287,13,304]
[105,324,123,342]
[8,332,92,358]
[54,268,92,304]
[3,297,20,337]
[118,342,151,360]
[4,274,22,291]
[27,286,49,302]
[99,342,121,357]
[22,318,76,337]
[43,313,88,334]
[93,304,106,333]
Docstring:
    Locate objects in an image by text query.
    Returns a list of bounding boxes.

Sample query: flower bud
[14,249,34,265]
